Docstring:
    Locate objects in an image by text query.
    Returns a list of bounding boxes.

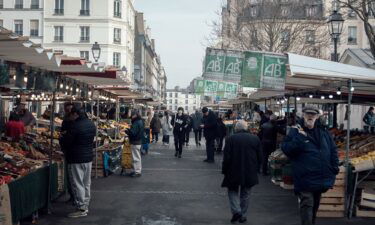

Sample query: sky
[134,0,223,89]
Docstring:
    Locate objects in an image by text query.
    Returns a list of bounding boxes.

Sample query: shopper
[222,120,262,224]
[216,114,227,153]
[191,110,203,146]
[185,113,193,146]
[150,113,161,143]
[61,106,96,218]
[161,111,173,145]
[6,112,25,141]
[143,111,152,150]
[16,102,36,131]
[171,107,187,158]
[281,106,339,225]
[125,110,144,177]
[201,107,217,163]
[258,114,278,176]
[363,107,375,134]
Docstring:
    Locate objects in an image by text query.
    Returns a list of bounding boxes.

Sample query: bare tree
[337,0,375,58]
[211,0,330,58]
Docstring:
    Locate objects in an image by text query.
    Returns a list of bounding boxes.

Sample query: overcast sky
[134,0,223,89]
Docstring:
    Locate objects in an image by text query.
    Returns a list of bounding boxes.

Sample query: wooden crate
[317,211,345,218]
[320,197,344,204]
[322,186,345,198]
[360,188,375,209]
[356,206,375,218]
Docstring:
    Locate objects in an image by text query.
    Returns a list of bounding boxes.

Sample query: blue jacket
[281,125,339,193]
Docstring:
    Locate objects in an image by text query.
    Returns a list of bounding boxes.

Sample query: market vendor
[363,107,375,134]
[5,112,25,141]
[16,102,36,130]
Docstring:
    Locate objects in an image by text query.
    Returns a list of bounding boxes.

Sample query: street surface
[27,140,375,225]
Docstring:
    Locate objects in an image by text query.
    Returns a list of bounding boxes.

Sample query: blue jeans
[228,187,251,217]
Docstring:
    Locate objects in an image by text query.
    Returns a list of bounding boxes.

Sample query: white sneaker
[68,209,88,218]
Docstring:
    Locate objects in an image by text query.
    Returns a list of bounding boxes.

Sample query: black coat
[217,119,227,138]
[259,121,278,144]
[171,114,187,135]
[203,111,218,140]
[150,116,161,133]
[63,116,96,164]
[222,131,262,189]
[127,117,144,145]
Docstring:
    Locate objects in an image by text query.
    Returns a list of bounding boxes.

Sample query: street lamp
[91,42,101,62]
[327,0,344,62]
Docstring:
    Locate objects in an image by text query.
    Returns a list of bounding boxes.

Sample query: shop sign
[195,79,238,99]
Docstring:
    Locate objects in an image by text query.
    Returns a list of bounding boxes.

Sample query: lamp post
[91,42,101,62]
[327,0,344,62]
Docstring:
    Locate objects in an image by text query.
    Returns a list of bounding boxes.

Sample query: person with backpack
[201,107,218,163]
[171,107,187,158]
[161,111,173,146]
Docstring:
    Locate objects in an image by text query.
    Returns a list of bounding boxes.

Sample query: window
[281,6,289,17]
[249,6,258,17]
[175,93,178,98]
[30,20,39,37]
[348,9,356,18]
[113,52,121,68]
[169,99,172,104]
[114,0,122,18]
[0,0,3,9]
[305,5,318,17]
[54,26,64,42]
[281,30,290,43]
[114,28,121,44]
[185,106,188,111]
[15,0,23,9]
[0,20,3,27]
[80,26,90,42]
[169,106,172,110]
[31,0,39,9]
[80,51,89,60]
[14,20,23,36]
[175,99,178,104]
[80,0,90,15]
[169,93,172,98]
[348,26,357,44]
[55,0,64,15]
[369,2,375,17]
[305,30,315,44]
[185,100,188,104]
[174,106,177,111]
[185,94,188,98]
[193,106,196,110]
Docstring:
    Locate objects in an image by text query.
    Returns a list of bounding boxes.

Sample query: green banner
[241,51,263,88]
[261,55,287,90]
[204,80,218,96]
[204,49,226,80]
[225,83,238,99]
[195,79,205,95]
[223,51,243,83]
[217,82,226,98]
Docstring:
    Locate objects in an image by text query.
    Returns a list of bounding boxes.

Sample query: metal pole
[47,91,56,214]
[344,79,353,216]
[334,37,338,62]
[95,98,99,178]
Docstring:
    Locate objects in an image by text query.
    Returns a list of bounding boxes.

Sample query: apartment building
[0,0,136,76]
[166,87,201,114]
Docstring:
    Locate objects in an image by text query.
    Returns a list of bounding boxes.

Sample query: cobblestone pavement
[27,140,375,225]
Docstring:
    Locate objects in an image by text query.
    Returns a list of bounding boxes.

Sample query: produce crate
[356,206,375,217]
[360,188,375,209]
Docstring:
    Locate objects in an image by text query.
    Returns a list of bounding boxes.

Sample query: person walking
[61,106,96,218]
[150,113,161,143]
[281,106,339,225]
[363,106,374,134]
[258,114,278,176]
[201,107,217,163]
[144,111,152,144]
[222,120,262,224]
[171,107,187,158]
[185,113,193,146]
[125,110,145,177]
[161,111,173,145]
[216,114,227,153]
[191,110,203,146]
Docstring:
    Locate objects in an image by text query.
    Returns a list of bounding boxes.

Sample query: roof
[340,48,375,69]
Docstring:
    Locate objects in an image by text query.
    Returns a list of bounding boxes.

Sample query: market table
[8,163,60,224]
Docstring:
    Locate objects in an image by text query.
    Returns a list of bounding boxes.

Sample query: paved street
[30,141,375,225]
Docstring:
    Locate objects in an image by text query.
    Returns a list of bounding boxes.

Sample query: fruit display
[351,151,375,165]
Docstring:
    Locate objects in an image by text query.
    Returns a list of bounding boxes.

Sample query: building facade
[134,12,167,103]
[0,0,136,78]
[166,87,201,115]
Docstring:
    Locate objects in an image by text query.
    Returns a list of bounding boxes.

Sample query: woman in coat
[161,111,173,145]
[150,113,162,143]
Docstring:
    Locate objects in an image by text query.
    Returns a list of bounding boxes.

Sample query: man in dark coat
[281,106,339,225]
[201,107,217,163]
[216,114,227,153]
[126,110,144,177]
[191,110,203,146]
[150,113,161,143]
[62,106,96,218]
[184,113,193,146]
[222,120,262,224]
[171,107,187,158]
[258,114,278,175]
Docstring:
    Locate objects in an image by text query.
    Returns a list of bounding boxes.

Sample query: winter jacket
[185,115,193,132]
[161,117,173,136]
[259,121,278,145]
[222,131,262,189]
[281,122,339,193]
[171,114,187,135]
[363,111,375,126]
[191,112,203,131]
[150,116,162,133]
[203,110,218,140]
[63,116,96,164]
[127,117,144,145]
[217,119,227,138]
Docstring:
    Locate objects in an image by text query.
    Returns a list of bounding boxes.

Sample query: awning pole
[344,79,353,216]
[47,91,56,214]
[95,98,99,178]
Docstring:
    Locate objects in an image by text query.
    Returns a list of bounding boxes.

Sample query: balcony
[30,4,39,9]
[113,38,121,44]
[54,36,63,42]
[54,9,64,15]
[114,12,122,18]
[80,36,90,42]
[15,30,23,36]
[30,29,39,37]
[348,37,357,45]
[80,10,90,16]
[15,4,23,9]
